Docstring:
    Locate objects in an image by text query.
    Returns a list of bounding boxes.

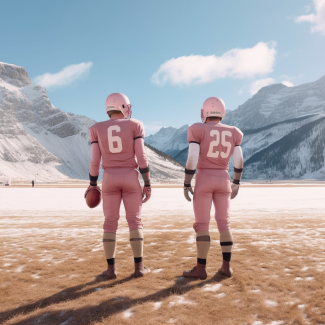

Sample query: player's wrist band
[184,183,191,187]
[144,180,151,187]
[89,173,98,186]
[233,179,240,185]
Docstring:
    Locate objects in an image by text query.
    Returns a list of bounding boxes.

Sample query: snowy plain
[1,186,324,218]
[1,186,324,242]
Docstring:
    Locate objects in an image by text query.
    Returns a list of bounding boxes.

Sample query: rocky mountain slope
[147,76,325,180]
[0,62,183,182]
[145,124,188,158]
[224,77,325,179]
[222,76,325,130]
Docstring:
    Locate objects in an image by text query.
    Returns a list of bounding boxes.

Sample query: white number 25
[207,130,232,158]
[107,125,122,153]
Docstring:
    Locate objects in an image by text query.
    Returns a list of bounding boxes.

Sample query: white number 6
[107,125,122,153]
[207,130,232,158]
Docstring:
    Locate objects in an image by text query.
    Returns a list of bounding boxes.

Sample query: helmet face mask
[120,103,132,119]
[106,93,132,119]
[201,97,226,123]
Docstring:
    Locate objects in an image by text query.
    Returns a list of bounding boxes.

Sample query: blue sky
[1,0,325,134]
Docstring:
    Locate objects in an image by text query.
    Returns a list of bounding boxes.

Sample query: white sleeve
[185,142,200,170]
[233,146,244,169]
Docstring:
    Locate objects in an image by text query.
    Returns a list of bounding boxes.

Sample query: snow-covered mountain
[145,127,178,150]
[147,76,325,180]
[239,114,325,179]
[222,76,325,129]
[0,62,183,183]
[145,124,188,157]
[223,77,325,179]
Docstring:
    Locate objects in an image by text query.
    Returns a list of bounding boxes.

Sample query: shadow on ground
[1,272,228,325]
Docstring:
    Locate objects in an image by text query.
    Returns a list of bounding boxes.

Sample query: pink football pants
[102,168,143,233]
[193,169,231,233]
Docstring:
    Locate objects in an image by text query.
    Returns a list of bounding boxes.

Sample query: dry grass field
[0,186,325,325]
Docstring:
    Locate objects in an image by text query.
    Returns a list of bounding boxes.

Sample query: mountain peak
[0,62,32,87]
[254,83,286,97]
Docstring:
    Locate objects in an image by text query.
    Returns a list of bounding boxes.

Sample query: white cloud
[152,42,276,86]
[34,62,93,88]
[249,78,276,95]
[295,0,325,35]
[281,80,294,87]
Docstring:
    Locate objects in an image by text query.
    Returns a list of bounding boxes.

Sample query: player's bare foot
[218,261,233,278]
[101,265,117,279]
[133,262,150,277]
[183,264,207,280]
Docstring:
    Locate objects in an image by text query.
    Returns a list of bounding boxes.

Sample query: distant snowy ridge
[145,124,189,157]
[222,76,325,129]
[146,76,325,180]
[0,62,183,182]
[224,77,325,179]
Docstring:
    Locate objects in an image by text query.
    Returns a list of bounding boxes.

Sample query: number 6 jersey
[188,122,243,170]
[89,117,145,169]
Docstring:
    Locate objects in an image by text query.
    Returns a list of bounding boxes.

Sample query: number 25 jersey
[89,117,145,169]
[188,122,243,171]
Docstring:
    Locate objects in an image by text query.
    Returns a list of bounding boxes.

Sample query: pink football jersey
[89,117,145,169]
[188,122,243,170]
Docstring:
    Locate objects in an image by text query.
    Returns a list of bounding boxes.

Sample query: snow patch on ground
[123,308,134,318]
[60,318,72,325]
[169,296,195,306]
[15,265,24,272]
[265,300,278,307]
[202,284,222,292]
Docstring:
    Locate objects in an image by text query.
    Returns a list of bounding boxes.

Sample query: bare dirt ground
[0,187,325,325]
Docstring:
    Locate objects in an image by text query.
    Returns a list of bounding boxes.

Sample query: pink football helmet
[106,93,132,119]
[201,97,226,123]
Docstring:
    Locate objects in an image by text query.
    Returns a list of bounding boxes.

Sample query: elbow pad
[233,146,243,171]
[186,142,200,170]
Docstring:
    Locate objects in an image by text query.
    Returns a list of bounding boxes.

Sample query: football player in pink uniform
[85,93,151,279]
[183,97,244,279]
